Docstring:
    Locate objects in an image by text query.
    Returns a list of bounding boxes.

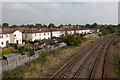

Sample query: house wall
[32,32,51,41]
[12,30,22,44]
[52,31,60,37]
[59,31,65,36]
[85,30,91,33]
[40,32,51,40]
[0,34,10,48]
[67,30,74,34]
[23,33,32,41]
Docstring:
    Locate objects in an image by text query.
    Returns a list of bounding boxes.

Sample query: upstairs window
[44,33,46,35]
[1,42,3,45]
[14,34,16,37]
[0,36,3,38]
[6,35,8,37]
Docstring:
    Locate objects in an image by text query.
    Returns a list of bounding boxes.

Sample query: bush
[14,44,18,49]
[2,47,15,55]
[64,34,82,46]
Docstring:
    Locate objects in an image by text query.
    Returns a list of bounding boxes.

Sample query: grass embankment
[2,40,92,78]
[84,33,99,40]
[113,38,120,80]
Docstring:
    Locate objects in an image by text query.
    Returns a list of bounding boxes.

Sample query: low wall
[1,44,66,71]
[2,52,41,71]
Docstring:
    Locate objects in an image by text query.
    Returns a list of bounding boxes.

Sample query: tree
[58,24,63,28]
[48,23,56,28]
[75,34,82,46]
[68,24,71,26]
[64,34,82,46]
[85,24,91,28]
[2,23,9,28]
[35,23,42,28]
[92,23,98,28]
[10,25,18,28]
[100,29,109,35]
[43,24,47,28]
[20,24,25,27]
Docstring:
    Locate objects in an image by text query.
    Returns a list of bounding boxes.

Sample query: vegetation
[113,40,120,80]
[84,33,99,40]
[100,25,120,35]
[48,23,56,28]
[64,34,82,46]
[2,47,15,55]
[113,53,120,80]
[85,23,98,28]
[2,45,84,78]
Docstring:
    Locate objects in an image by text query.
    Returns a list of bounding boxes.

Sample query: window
[35,34,36,36]
[39,33,41,36]
[44,33,46,35]
[48,33,49,35]
[6,35,8,37]
[1,42,3,45]
[14,34,16,37]
[6,41,9,43]
[0,36,3,38]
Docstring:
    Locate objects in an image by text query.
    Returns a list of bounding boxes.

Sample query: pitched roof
[0,29,21,34]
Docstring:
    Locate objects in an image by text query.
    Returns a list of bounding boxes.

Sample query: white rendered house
[23,31,51,41]
[0,30,22,48]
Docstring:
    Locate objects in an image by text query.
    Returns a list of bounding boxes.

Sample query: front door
[16,40,18,44]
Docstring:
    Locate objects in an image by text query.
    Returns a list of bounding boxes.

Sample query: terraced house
[0,29,22,48]
[23,28,51,41]
[0,27,99,48]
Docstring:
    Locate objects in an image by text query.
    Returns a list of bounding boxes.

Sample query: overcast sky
[2,2,118,26]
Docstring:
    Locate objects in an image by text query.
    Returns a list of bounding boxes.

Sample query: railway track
[89,36,115,80]
[50,35,115,80]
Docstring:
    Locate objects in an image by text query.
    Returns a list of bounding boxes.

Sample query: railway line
[50,35,116,79]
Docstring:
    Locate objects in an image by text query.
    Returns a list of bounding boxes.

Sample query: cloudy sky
[2,2,118,26]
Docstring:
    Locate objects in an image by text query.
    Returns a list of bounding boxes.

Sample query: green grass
[2,47,15,55]
[14,49,21,54]
[25,44,34,48]
[24,52,30,56]
[113,40,120,80]
[14,49,30,56]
